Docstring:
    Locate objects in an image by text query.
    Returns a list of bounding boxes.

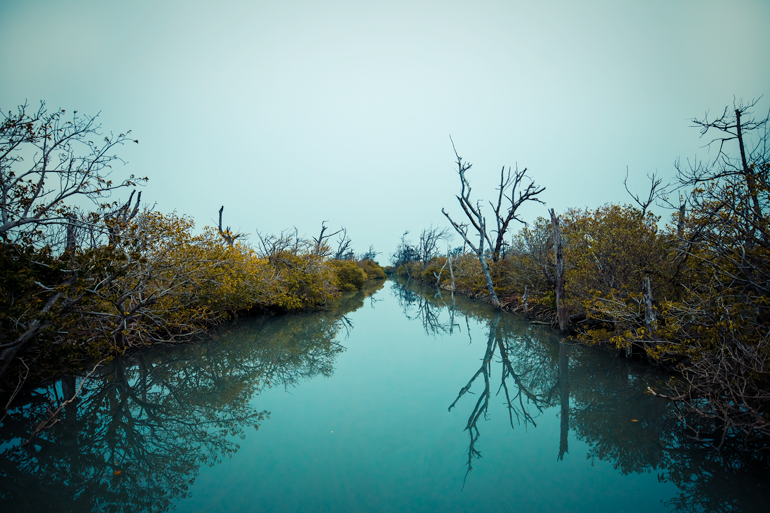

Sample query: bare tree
[549,209,569,333]
[446,247,456,291]
[390,231,420,274]
[217,206,245,247]
[0,101,145,246]
[308,221,355,260]
[623,167,664,217]
[332,228,355,260]
[417,225,451,269]
[358,245,380,262]
[488,163,545,262]
[311,221,341,256]
[636,99,770,448]
[256,227,306,261]
[441,147,499,306]
[688,99,768,237]
[442,139,543,306]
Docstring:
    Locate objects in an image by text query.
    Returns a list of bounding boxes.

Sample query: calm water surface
[0,279,766,512]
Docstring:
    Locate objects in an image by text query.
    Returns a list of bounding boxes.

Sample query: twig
[1,359,29,423]
[23,359,105,446]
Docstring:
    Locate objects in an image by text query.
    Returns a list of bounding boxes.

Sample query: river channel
[0,278,766,512]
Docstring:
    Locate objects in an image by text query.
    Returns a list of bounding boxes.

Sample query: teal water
[0,279,766,512]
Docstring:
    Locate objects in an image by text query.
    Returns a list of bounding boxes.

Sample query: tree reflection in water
[2,278,766,513]
[392,278,768,511]
[393,279,560,481]
[567,346,769,512]
[0,282,384,513]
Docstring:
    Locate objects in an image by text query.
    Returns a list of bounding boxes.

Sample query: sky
[1,0,768,260]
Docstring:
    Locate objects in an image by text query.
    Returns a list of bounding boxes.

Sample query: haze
[1,0,768,258]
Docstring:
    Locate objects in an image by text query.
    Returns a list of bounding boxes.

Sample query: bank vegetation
[392,99,770,452]
[0,101,385,393]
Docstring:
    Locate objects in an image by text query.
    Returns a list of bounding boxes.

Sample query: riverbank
[387,261,770,458]
[387,264,564,332]
[0,224,388,404]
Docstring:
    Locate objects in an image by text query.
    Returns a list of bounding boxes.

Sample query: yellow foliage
[330,260,367,291]
[38,211,351,363]
[357,259,387,280]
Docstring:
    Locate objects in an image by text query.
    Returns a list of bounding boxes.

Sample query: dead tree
[433,258,448,286]
[688,100,768,241]
[391,231,419,275]
[647,100,770,446]
[255,227,310,262]
[441,142,497,305]
[333,228,355,260]
[358,245,379,261]
[442,138,545,306]
[447,248,456,291]
[0,101,145,247]
[105,190,142,245]
[442,203,499,306]
[311,221,343,257]
[623,167,664,217]
[549,209,569,333]
[488,164,545,262]
[418,225,451,269]
[642,276,655,338]
[217,206,244,247]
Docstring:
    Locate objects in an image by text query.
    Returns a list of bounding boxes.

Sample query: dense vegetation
[0,102,385,389]
[393,100,770,451]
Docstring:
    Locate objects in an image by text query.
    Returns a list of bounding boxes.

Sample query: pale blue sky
[2,0,768,258]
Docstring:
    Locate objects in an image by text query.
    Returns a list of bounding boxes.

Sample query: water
[0,279,766,512]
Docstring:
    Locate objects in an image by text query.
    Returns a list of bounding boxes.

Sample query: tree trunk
[65,214,77,258]
[0,319,51,379]
[0,277,74,380]
[643,276,655,337]
[735,109,764,241]
[642,276,655,358]
[522,285,529,312]
[550,209,569,332]
[478,218,500,307]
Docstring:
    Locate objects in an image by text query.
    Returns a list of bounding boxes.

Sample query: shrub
[357,259,386,280]
[330,260,367,291]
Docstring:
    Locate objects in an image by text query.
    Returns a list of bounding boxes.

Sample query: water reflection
[392,278,768,512]
[0,282,384,513]
[391,278,456,336]
[447,313,564,483]
[392,279,560,472]
[1,278,766,513]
